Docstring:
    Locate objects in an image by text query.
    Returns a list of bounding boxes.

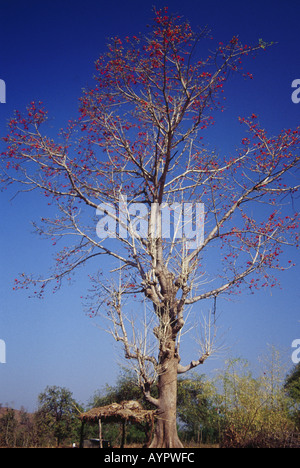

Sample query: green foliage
[0,407,17,447]
[89,369,145,407]
[85,356,299,447]
[177,374,221,444]
[35,385,83,447]
[218,354,298,447]
[285,363,300,402]
[1,351,299,447]
[0,406,38,447]
[284,362,300,429]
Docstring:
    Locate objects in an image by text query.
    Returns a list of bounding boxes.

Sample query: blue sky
[0,0,299,411]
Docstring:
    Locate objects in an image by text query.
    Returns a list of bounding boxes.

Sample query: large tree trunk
[150,339,183,448]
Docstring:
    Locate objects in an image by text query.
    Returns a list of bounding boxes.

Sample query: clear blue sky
[0,0,299,411]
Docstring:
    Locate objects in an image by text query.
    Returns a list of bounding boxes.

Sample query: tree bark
[150,339,183,448]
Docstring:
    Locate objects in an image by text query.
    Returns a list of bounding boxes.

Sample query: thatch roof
[80,400,155,424]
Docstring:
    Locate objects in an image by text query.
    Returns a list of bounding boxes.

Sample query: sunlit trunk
[150,339,183,448]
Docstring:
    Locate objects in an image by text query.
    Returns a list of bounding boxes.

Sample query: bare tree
[1,9,299,447]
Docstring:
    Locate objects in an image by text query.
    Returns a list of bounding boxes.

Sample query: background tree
[219,354,297,447]
[90,369,150,407]
[0,407,17,447]
[1,8,300,447]
[285,362,300,402]
[177,374,220,444]
[35,386,82,447]
[285,362,300,430]
[0,406,37,448]
[15,407,37,447]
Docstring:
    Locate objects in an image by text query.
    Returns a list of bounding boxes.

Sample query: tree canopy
[1,8,300,447]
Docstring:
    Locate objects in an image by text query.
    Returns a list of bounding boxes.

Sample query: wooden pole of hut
[98,417,103,448]
[79,420,85,448]
[120,420,126,448]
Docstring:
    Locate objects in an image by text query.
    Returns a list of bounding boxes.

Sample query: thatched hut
[79,400,156,448]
